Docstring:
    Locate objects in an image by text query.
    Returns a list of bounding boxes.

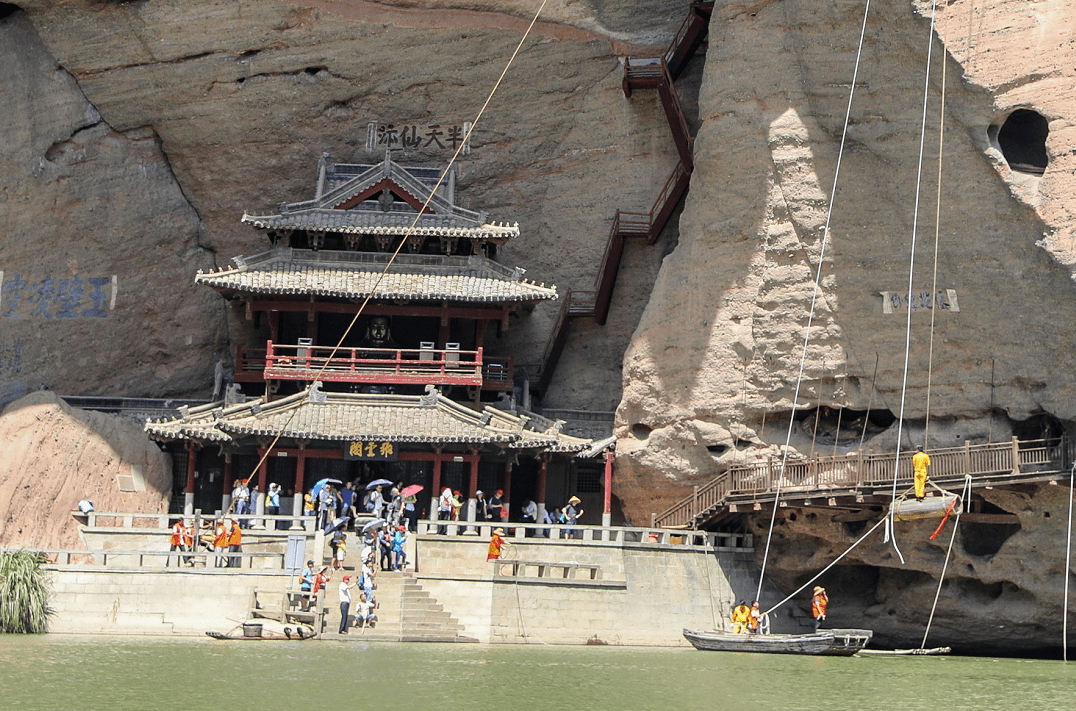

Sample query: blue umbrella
[365,479,393,490]
[311,478,343,501]
[362,518,387,533]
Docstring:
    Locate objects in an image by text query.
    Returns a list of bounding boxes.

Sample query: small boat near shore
[206,619,315,641]
[683,628,872,656]
[858,646,950,656]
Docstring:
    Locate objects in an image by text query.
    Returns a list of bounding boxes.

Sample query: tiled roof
[241,153,520,242]
[242,210,519,241]
[195,248,558,303]
[144,385,595,454]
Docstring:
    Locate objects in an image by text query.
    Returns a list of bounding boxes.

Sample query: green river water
[2,635,1075,711]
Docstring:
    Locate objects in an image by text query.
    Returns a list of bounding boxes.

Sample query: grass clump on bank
[0,550,52,633]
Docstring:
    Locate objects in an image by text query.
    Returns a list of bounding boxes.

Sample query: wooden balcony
[654,437,1075,530]
[235,341,514,391]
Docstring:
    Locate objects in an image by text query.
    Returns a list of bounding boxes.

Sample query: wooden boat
[858,646,950,656]
[683,628,872,656]
[206,619,315,641]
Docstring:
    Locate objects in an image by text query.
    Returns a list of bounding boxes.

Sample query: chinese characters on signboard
[366,122,472,155]
[345,440,398,461]
[880,289,960,314]
[0,272,115,319]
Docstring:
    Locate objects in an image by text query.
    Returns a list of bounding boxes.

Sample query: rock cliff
[0,391,171,550]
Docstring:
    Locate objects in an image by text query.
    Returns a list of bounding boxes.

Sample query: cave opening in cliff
[793,406,895,446]
[995,109,1049,175]
[1009,412,1063,446]
[631,423,651,441]
[960,507,1021,558]
[0,3,21,19]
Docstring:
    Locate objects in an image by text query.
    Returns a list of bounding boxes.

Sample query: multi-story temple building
[146,153,612,524]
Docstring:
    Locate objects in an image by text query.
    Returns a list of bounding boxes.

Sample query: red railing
[654,437,1075,529]
[262,341,484,386]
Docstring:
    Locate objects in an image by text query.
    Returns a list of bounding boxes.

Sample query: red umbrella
[400,484,424,498]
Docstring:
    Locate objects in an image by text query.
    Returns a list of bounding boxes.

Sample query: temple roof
[195,248,558,303]
[145,384,591,454]
[240,152,519,242]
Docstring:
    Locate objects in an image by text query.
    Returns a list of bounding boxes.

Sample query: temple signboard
[345,440,399,461]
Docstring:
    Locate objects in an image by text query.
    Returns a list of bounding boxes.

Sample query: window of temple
[995,109,1049,175]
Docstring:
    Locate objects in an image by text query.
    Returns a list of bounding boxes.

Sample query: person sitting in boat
[731,600,751,634]
[912,445,931,501]
[811,586,829,631]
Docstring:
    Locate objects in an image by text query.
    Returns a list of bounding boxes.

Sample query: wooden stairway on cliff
[534,2,712,395]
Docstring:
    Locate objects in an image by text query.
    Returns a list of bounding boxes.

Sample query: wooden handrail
[655,436,1072,528]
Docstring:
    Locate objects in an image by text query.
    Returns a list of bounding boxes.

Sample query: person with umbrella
[400,484,423,531]
[368,484,385,519]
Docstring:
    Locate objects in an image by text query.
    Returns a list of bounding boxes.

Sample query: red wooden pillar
[535,454,548,525]
[292,446,307,524]
[503,459,513,518]
[183,442,197,514]
[256,449,268,492]
[431,456,443,521]
[467,454,480,523]
[185,442,197,495]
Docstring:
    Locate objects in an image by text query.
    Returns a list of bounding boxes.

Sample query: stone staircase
[320,571,476,642]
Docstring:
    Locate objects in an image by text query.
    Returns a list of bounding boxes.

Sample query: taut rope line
[920,474,971,649]
[755,0,875,603]
[924,49,948,448]
[225,0,550,518]
[887,0,941,565]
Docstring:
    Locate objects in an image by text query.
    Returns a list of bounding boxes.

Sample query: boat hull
[683,628,872,656]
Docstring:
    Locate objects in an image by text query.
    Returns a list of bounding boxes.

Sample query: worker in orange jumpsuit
[213,519,229,568]
[227,518,243,568]
[811,586,828,631]
[731,600,751,634]
[748,601,763,634]
[912,445,931,501]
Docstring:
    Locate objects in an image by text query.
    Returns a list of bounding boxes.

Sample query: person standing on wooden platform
[912,445,931,501]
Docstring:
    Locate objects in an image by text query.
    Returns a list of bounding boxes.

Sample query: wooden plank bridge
[655,437,1076,530]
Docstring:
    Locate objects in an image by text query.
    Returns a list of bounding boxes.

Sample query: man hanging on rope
[913,445,931,501]
[811,586,828,631]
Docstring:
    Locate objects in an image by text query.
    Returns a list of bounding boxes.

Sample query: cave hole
[960,519,1021,558]
[706,444,727,456]
[794,406,896,446]
[0,3,21,20]
[996,109,1049,175]
[631,423,651,441]
[304,66,326,76]
[1010,412,1063,446]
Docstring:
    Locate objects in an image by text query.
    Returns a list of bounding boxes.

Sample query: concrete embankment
[42,522,801,644]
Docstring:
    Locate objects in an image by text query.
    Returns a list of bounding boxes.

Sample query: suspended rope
[920,474,971,649]
[886,0,942,565]
[223,0,550,518]
[754,0,876,603]
[923,49,948,448]
[763,516,887,617]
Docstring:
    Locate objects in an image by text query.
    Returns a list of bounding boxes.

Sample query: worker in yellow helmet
[912,445,931,501]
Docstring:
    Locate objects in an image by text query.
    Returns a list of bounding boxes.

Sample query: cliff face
[0,392,171,551]
[1,0,688,413]
[616,0,1076,522]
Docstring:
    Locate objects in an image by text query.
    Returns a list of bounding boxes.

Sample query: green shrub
[0,550,53,634]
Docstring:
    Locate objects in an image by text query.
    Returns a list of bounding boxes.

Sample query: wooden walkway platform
[655,437,1075,529]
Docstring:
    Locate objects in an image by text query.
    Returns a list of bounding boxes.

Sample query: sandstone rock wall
[616,0,1076,523]
[0,392,171,550]
[3,0,689,414]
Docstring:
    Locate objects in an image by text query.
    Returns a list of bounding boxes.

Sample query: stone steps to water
[282,571,475,642]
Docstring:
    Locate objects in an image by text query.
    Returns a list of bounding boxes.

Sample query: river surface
[2,635,1075,711]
